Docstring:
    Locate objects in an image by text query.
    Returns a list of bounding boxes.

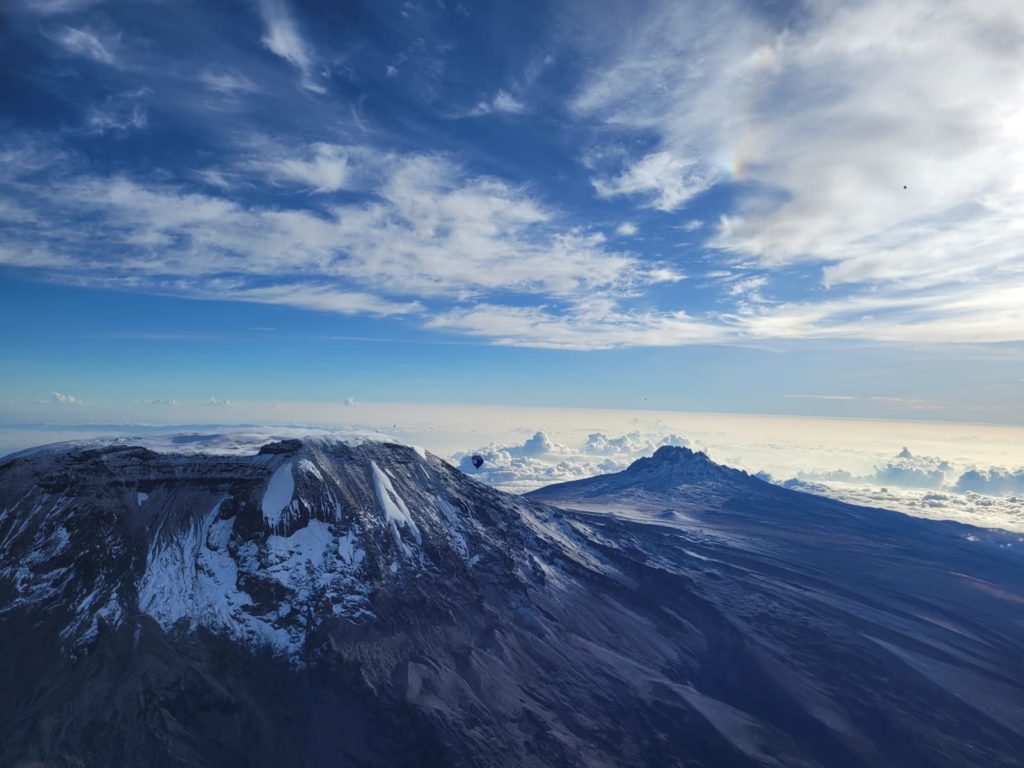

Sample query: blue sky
[1,0,1023,425]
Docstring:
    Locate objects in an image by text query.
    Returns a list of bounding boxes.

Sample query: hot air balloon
[471,454,484,469]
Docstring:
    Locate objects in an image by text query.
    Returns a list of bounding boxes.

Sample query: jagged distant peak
[526,444,761,506]
[627,444,713,468]
[620,444,749,484]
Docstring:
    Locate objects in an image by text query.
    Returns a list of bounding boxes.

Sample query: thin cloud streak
[254,0,324,92]
[49,25,119,65]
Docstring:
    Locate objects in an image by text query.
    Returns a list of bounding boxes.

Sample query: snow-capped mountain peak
[0,433,599,660]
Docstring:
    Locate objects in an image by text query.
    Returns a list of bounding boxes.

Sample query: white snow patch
[297,458,323,481]
[3,516,73,612]
[62,586,123,646]
[436,495,469,560]
[266,519,336,596]
[138,498,292,652]
[337,528,365,566]
[371,461,422,555]
[139,499,238,629]
[262,462,295,527]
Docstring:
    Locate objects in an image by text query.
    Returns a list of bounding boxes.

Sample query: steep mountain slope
[1,436,1022,767]
[529,446,1024,761]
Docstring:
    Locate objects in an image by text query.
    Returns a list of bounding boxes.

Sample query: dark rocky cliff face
[2,436,1023,767]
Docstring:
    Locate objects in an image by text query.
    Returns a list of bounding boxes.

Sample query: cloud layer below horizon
[450,430,1024,532]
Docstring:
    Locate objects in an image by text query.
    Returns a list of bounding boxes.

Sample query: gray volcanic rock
[1,436,1023,767]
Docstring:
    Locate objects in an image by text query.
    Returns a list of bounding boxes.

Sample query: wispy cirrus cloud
[82,90,149,134]
[19,0,103,14]
[197,70,258,96]
[247,142,370,193]
[217,283,421,317]
[254,0,323,92]
[0,142,679,333]
[593,151,710,212]
[784,394,857,402]
[4,0,1024,354]
[467,90,526,116]
[571,0,1024,345]
[49,25,120,65]
[426,302,720,350]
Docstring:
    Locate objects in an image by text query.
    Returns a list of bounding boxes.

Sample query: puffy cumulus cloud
[955,468,1024,496]
[454,431,568,476]
[510,431,565,457]
[796,447,956,490]
[46,391,82,404]
[452,430,692,492]
[582,431,689,457]
[872,447,953,489]
[773,446,1024,531]
[454,447,615,494]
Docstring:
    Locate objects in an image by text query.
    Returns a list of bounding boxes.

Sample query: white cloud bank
[572,0,1024,345]
[454,434,1023,531]
[767,447,1024,531]
[0,399,1020,530]
[454,430,691,492]
[956,468,1024,496]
